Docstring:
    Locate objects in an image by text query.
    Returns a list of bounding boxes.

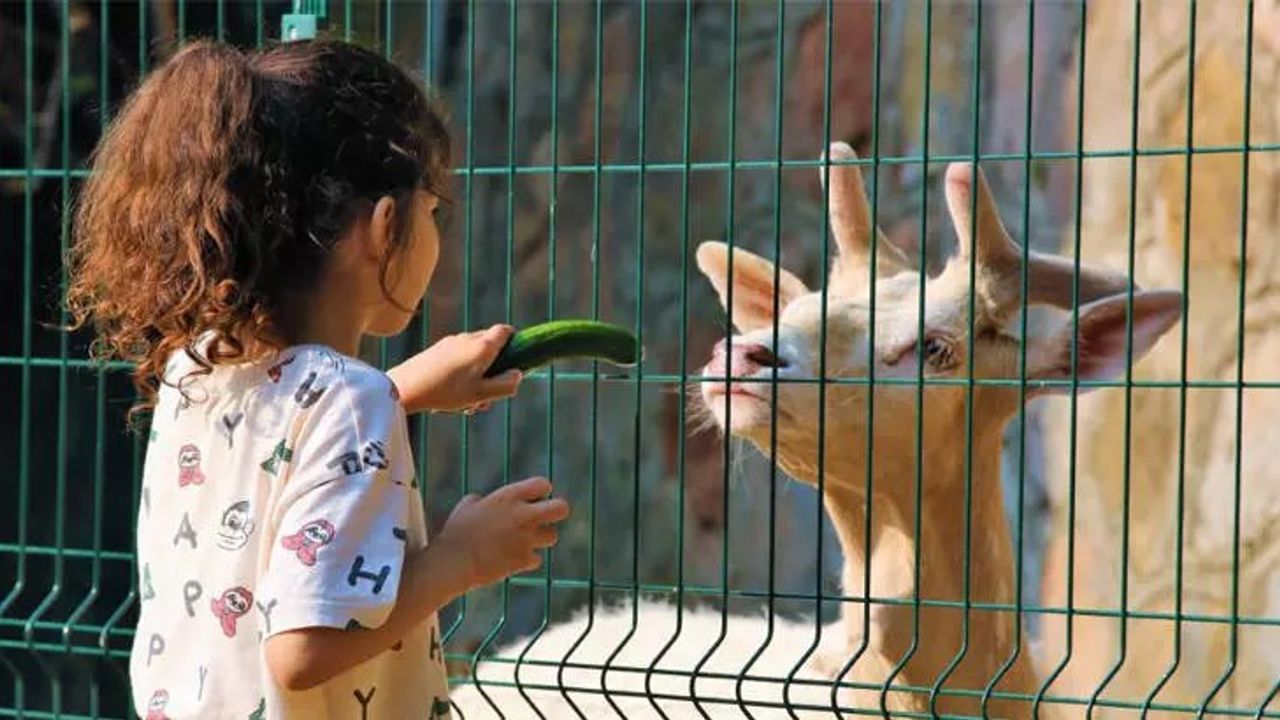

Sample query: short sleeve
[256,355,417,638]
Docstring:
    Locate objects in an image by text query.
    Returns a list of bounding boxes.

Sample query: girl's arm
[264,538,468,691]
[388,324,523,415]
[264,476,567,692]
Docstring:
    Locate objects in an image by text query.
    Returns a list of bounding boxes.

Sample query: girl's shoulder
[269,344,402,415]
[157,341,397,410]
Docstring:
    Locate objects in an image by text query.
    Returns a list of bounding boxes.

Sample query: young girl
[66,38,569,719]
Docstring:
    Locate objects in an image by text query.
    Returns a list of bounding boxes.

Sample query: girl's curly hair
[66,38,450,420]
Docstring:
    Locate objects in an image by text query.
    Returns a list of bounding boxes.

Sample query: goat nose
[739,343,787,369]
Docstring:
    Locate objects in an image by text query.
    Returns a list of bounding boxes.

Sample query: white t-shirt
[129,344,452,720]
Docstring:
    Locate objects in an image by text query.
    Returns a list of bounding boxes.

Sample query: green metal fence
[2,0,1275,718]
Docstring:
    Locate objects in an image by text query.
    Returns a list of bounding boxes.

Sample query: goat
[691,145,1184,717]
[450,146,1183,718]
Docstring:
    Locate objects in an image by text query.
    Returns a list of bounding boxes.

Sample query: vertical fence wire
[1142,0,1197,715]
[1201,0,1254,711]
[642,0,695,713]
[555,1,605,716]
[468,1,521,696]
[985,0,1037,712]
[931,1,984,713]
[255,0,263,47]
[63,133,111,702]
[690,1,740,715]
[831,0,888,712]
[881,0,935,711]
[39,3,74,712]
[1,0,38,710]
[22,1,75,689]
[452,0,479,703]
[4,0,35,638]
[416,0,436,520]
[783,0,835,712]
[734,0,786,713]
[1035,0,1090,713]
[1089,0,1144,712]
[597,0,647,710]
[511,0,560,714]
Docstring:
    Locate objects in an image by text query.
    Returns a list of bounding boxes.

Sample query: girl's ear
[364,195,400,261]
[695,241,810,333]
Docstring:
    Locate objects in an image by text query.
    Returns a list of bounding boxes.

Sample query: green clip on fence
[281,0,324,42]
[2,2,1277,719]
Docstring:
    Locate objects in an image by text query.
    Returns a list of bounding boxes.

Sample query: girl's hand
[435,476,569,588]
[387,324,524,414]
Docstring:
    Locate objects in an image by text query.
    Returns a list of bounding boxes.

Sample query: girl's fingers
[454,493,481,510]
[530,527,559,549]
[494,476,553,502]
[476,324,515,363]
[478,370,522,400]
[521,497,570,525]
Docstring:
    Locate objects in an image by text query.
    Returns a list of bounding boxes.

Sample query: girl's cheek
[419,226,440,290]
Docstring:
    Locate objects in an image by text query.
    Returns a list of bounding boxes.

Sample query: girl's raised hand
[434,476,569,588]
[387,324,524,415]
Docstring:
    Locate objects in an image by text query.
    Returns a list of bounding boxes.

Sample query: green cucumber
[485,320,641,377]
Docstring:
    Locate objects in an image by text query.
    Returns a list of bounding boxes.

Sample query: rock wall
[1038,1,1280,714]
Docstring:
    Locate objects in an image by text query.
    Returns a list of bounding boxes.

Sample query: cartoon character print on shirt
[177,444,205,487]
[145,689,170,720]
[210,586,254,638]
[281,519,335,566]
[216,500,256,551]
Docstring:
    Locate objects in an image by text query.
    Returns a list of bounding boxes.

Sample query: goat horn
[819,143,909,283]
[943,162,1135,316]
[820,142,875,260]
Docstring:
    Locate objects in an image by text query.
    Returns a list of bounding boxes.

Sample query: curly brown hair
[66,38,451,420]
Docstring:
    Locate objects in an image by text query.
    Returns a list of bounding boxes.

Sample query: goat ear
[695,241,810,333]
[1029,290,1183,395]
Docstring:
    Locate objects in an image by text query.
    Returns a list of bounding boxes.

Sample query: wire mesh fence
[1,0,1277,718]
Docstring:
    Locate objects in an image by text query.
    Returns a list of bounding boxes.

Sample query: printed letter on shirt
[173,512,198,549]
[255,598,277,637]
[346,555,390,594]
[353,687,376,720]
[146,633,165,667]
[182,580,203,618]
[294,372,326,409]
[220,412,243,449]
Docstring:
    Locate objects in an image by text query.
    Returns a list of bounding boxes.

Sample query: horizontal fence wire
[4,359,1278,390]
[11,143,1280,178]
[2,0,1276,718]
